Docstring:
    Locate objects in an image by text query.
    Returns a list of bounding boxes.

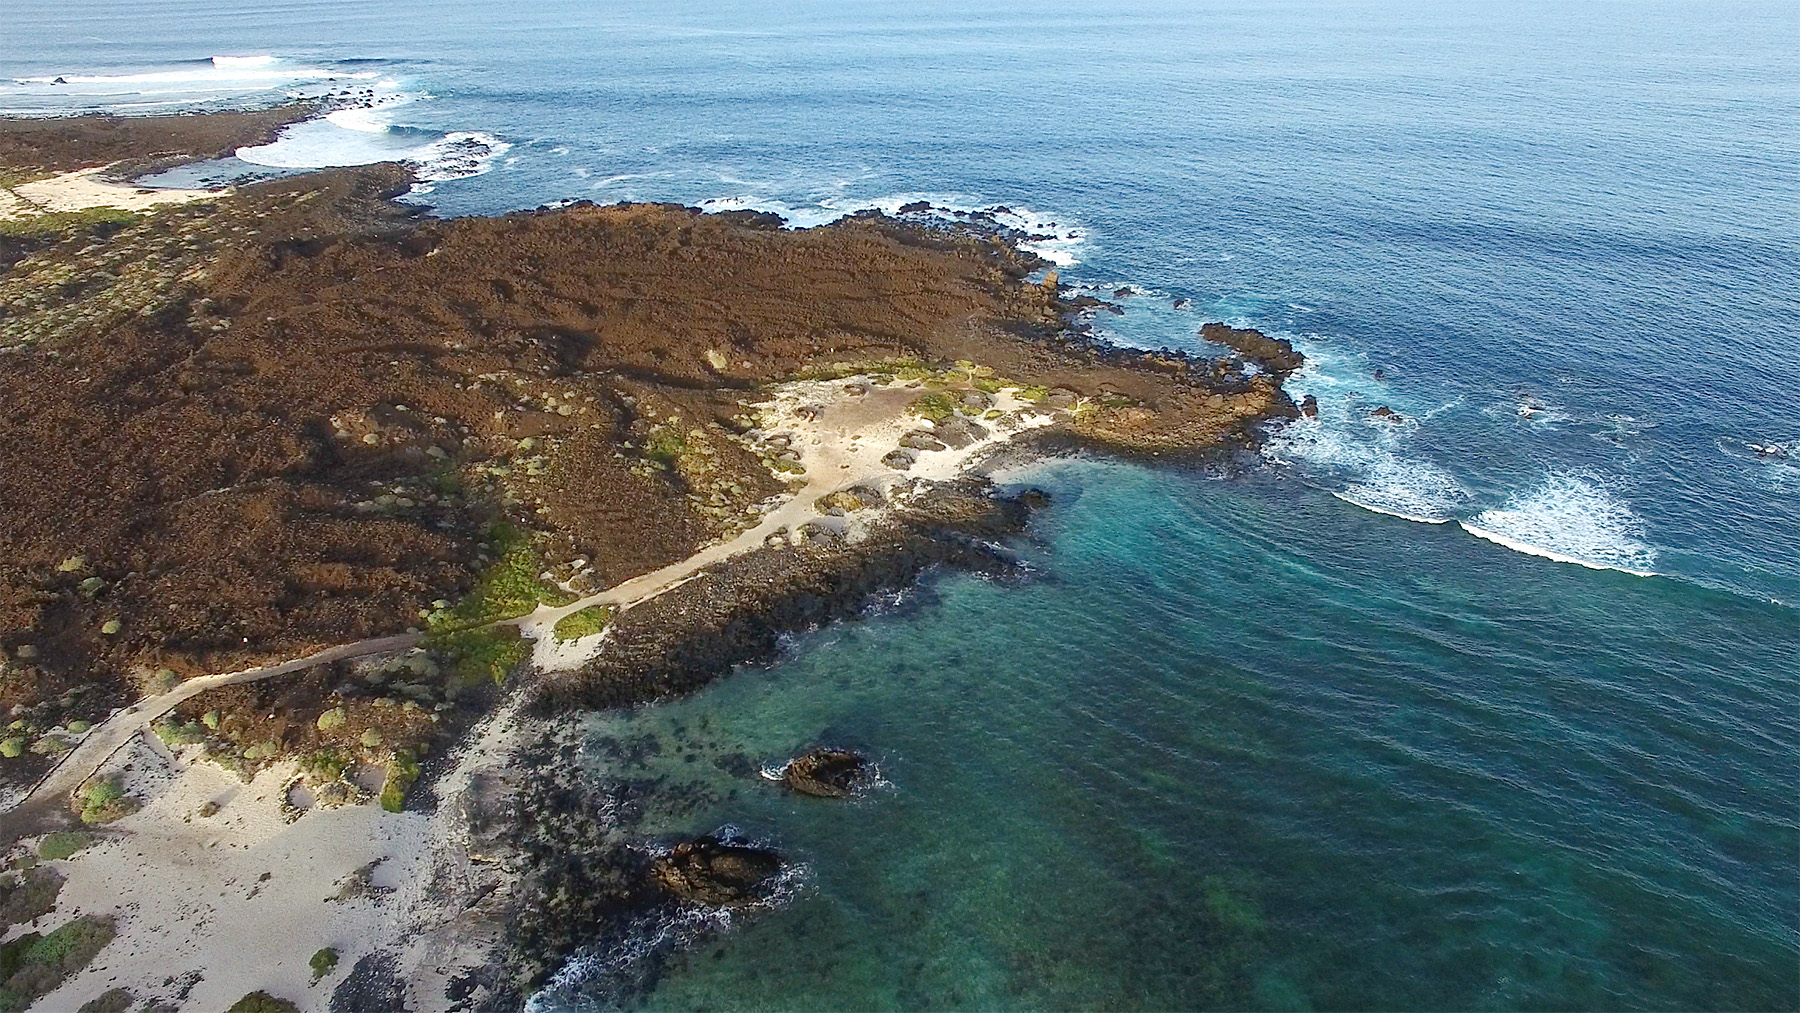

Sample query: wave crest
[1460,474,1657,576]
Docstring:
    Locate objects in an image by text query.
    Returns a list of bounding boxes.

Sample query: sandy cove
[0,165,223,221]
[9,373,1057,1013]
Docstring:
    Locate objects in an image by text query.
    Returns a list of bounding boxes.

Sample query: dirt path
[4,378,1046,834]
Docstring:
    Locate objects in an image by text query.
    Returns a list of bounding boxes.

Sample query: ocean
[5,0,1796,1008]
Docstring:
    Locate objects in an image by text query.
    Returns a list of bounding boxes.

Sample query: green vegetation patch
[0,739,22,760]
[430,625,529,689]
[552,604,615,643]
[35,833,92,862]
[224,991,298,1013]
[425,523,574,632]
[379,749,422,813]
[0,207,139,238]
[0,915,114,1013]
[309,946,339,983]
[908,392,959,422]
[76,778,134,825]
[151,718,205,748]
[641,426,688,468]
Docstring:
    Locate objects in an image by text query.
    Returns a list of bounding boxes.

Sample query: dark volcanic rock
[1199,322,1305,376]
[1301,394,1319,418]
[650,837,781,906]
[899,431,948,452]
[881,448,917,470]
[1370,405,1405,423]
[782,748,868,798]
[933,416,988,449]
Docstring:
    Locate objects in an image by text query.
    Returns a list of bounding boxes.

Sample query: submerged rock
[782,747,868,798]
[650,836,781,906]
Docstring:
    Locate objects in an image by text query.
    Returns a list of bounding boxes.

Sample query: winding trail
[2,379,1045,838]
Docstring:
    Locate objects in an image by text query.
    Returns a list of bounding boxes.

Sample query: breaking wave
[236,90,510,184]
[1459,474,1657,576]
[2,55,376,113]
[688,192,1087,263]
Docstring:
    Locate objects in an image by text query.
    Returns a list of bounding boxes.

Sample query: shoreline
[0,106,1302,1011]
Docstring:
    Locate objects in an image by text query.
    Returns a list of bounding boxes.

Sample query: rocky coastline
[0,107,1305,1011]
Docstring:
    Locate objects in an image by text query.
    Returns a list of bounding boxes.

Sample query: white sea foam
[688,191,1089,263]
[1264,337,1469,523]
[237,90,510,185]
[4,55,376,111]
[1459,474,1657,575]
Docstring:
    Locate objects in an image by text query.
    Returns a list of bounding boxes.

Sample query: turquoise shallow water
[544,460,1798,1011]
[4,1,1798,1007]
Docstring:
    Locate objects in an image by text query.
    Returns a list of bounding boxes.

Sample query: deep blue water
[5,2,1796,1008]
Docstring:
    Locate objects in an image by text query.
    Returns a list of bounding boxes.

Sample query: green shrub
[379,750,421,813]
[299,749,348,783]
[0,914,114,1012]
[223,991,297,1013]
[151,719,204,748]
[0,208,138,238]
[35,833,91,862]
[0,739,21,760]
[77,779,133,825]
[909,392,958,422]
[315,707,346,732]
[642,426,687,468]
[430,625,528,688]
[359,728,384,749]
[552,605,614,643]
[424,523,573,632]
[201,711,220,730]
[309,946,339,982]
[64,720,89,735]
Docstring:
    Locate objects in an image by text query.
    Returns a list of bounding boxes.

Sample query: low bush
[0,915,114,1012]
[309,946,338,982]
[35,833,92,862]
[551,605,615,643]
[379,750,421,813]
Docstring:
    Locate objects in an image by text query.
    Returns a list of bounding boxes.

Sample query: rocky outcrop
[782,748,868,798]
[649,837,782,906]
[528,481,1042,714]
[1199,322,1305,377]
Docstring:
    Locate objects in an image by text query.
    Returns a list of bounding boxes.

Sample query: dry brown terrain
[0,109,1295,799]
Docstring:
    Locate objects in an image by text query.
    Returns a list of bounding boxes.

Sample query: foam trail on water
[3,55,376,113]
[1460,474,1657,576]
[1264,336,1468,523]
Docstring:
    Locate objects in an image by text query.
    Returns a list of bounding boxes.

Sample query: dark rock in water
[1113,287,1134,298]
[897,201,933,214]
[932,416,988,449]
[782,747,867,798]
[1015,487,1052,510]
[1370,405,1405,423]
[1199,322,1305,376]
[1172,297,1190,309]
[1373,368,1386,380]
[651,837,781,906]
[1301,394,1319,418]
[899,431,947,452]
[881,448,916,470]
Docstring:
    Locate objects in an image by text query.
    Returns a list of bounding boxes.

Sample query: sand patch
[1,166,222,221]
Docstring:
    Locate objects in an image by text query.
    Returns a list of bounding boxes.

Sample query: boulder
[1370,405,1405,423]
[880,449,916,470]
[899,431,947,452]
[1301,394,1319,418]
[650,837,781,906]
[782,748,868,798]
[932,416,988,449]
